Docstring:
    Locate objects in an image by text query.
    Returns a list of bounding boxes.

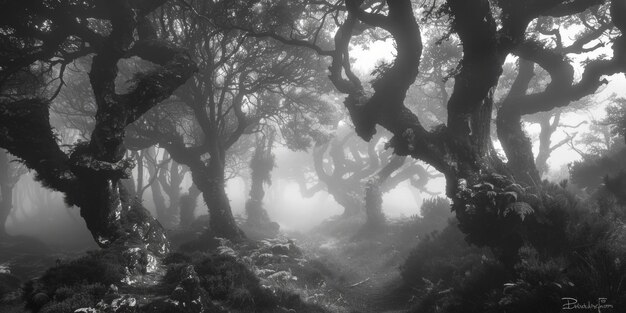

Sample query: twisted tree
[233,0,626,266]
[0,1,196,259]
[127,1,334,241]
[309,127,437,219]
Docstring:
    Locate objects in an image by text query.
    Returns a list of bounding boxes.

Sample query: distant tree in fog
[242,129,281,239]
[570,101,626,203]
[126,1,335,241]
[295,125,438,228]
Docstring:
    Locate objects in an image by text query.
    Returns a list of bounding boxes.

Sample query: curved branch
[0,99,75,192]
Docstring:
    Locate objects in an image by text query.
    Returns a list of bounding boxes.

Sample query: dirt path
[337,271,411,313]
[296,236,414,313]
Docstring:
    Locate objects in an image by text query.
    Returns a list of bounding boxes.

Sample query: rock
[271,241,302,257]
[32,292,50,307]
[271,244,291,256]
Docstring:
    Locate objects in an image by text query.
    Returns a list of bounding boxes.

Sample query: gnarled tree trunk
[0,0,197,263]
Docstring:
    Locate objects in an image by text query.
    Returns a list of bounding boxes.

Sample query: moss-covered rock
[23,249,126,312]
[35,283,107,313]
[145,264,220,313]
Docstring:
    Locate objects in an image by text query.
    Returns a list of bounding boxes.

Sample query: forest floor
[0,216,421,313]
[284,217,419,313]
[0,236,87,281]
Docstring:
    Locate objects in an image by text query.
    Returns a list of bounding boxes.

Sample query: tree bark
[192,157,245,240]
[176,157,243,241]
[162,136,245,241]
[496,59,542,186]
[244,133,279,238]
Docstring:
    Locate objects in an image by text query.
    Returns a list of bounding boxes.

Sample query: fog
[2,1,626,312]
[5,173,97,250]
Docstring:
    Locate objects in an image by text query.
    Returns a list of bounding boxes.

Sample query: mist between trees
[1,0,626,312]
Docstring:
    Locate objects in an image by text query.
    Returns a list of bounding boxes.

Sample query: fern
[504,202,534,221]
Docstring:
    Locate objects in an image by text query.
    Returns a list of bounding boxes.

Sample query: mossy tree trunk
[244,132,279,238]
[165,137,246,241]
[0,1,197,257]
[194,156,245,241]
